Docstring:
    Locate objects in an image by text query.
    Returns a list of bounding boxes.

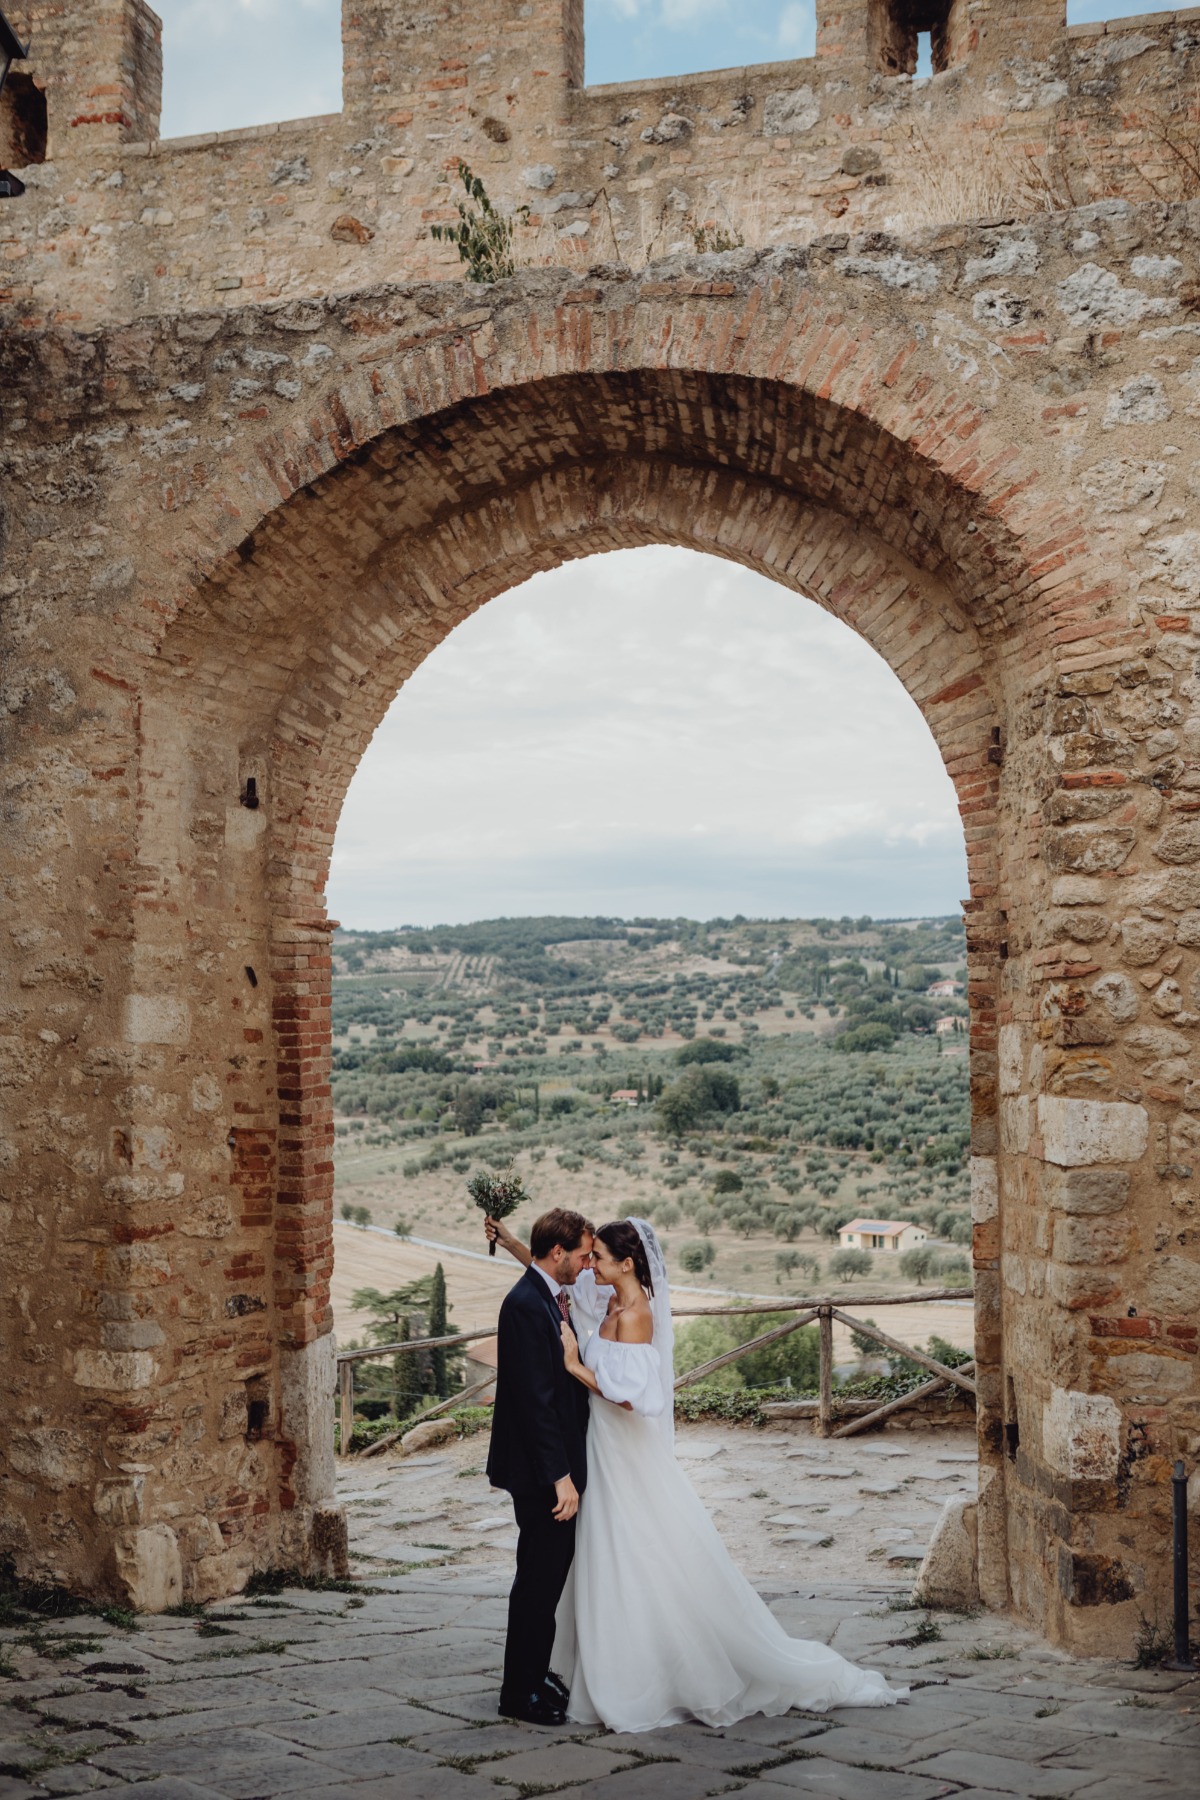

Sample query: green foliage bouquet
[468,1164,529,1254]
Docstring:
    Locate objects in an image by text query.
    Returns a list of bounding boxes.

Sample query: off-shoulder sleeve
[568,1268,613,1335]
[591,1338,665,1417]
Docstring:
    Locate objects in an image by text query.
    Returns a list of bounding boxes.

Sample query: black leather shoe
[542,1671,569,1708]
[498,1690,566,1727]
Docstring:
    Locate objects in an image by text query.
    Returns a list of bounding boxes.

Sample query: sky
[149,1,1193,138]
[147,1,1168,929]
[327,551,967,930]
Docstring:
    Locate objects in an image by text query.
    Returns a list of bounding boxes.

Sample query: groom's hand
[552,1475,579,1522]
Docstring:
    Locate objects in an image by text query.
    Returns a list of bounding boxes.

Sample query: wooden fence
[334,1285,975,1456]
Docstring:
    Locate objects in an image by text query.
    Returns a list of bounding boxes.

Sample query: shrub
[828,1247,872,1281]
[430,162,529,282]
[898,1244,940,1284]
[679,1240,716,1274]
[677,1037,742,1065]
[835,1023,897,1054]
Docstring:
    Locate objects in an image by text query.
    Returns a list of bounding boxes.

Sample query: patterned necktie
[556,1288,570,1325]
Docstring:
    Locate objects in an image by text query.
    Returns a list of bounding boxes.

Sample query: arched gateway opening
[9,262,1154,1656]
[148,360,1015,1594]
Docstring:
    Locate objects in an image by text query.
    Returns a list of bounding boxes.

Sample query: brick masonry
[0,0,1199,1655]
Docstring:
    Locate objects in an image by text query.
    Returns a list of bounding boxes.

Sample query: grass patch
[194,1637,291,1661]
[887,1614,942,1648]
[1119,1695,1158,1708]
[244,1568,381,1598]
[18,1631,104,1663]
[0,1558,139,1633]
[1132,1610,1174,1671]
[964,1644,1018,1661]
[727,1751,813,1777]
[7,1744,97,1779]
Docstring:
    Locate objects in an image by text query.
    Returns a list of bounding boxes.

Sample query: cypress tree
[429,1262,449,1398]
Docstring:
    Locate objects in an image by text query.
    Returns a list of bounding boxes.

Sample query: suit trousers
[501,1487,577,1703]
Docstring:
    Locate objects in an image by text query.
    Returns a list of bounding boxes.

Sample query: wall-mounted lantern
[0,7,31,198]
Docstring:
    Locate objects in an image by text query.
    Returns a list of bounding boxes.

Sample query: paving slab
[255,1698,442,1748]
[690,1714,835,1750]
[560,1766,732,1800]
[472,1742,640,1785]
[1041,1737,1200,1784]
[795,1724,925,1767]
[746,1760,952,1798]
[907,1748,1105,1795]
[1066,1784,1196,1800]
[401,1720,555,1758]
[36,1770,121,1796]
[603,1721,828,1770]
[305,1740,441,1781]
[83,1784,225,1800]
[293,1780,519,1800]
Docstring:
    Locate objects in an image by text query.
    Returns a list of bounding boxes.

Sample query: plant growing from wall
[431,162,529,283]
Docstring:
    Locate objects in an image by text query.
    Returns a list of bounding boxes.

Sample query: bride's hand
[560,1321,581,1367]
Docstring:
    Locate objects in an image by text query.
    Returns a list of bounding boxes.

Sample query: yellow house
[838,1218,928,1253]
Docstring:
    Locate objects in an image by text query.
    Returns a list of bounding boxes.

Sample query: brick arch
[141,339,1043,1610]
[75,265,1150,1627]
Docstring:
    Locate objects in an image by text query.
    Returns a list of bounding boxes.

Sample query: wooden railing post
[818,1306,834,1438]
[338,1358,354,1458]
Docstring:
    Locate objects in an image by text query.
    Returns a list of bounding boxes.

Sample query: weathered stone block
[1043,1167,1130,1215]
[113,1524,183,1612]
[1037,1097,1148,1166]
[123,994,190,1044]
[1043,827,1135,874]
[1119,917,1172,964]
[1147,1254,1200,1313]
[1043,1388,1122,1479]
[1051,1215,1131,1265]
[73,1349,155,1391]
[970,1155,998,1223]
[912,1496,979,1610]
[1155,819,1200,865]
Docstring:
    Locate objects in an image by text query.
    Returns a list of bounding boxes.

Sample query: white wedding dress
[552,1224,905,1733]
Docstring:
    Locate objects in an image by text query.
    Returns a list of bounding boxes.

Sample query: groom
[485,1207,594,1727]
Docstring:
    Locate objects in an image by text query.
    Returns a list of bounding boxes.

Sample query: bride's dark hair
[595,1219,654,1295]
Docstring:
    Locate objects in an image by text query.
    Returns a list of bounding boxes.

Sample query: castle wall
[1,0,1199,1652]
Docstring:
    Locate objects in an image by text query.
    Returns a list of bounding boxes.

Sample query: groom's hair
[530,1208,594,1260]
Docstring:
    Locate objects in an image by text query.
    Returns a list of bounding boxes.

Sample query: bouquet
[468,1164,529,1254]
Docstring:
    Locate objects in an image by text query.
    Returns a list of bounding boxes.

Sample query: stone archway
[2,246,1186,1657]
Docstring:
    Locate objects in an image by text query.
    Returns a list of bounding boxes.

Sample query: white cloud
[155,0,341,137]
[777,1,815,54]
[328,547,967,929]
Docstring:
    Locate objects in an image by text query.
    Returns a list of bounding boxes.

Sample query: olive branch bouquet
[467,1164,529,1254]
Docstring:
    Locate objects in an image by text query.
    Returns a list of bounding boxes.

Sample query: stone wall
[2,2,1200,323]
[1,0,1199,1655]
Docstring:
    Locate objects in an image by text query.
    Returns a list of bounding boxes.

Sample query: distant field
[331,912,973,1380]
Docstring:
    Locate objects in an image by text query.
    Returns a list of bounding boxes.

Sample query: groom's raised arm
[498,1300,571,1486]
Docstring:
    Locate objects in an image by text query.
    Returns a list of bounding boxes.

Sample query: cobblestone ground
[0,1425,1195,1800]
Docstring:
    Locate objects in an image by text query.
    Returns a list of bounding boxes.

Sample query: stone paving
[0,1424,1195,1800]
[340,1425,980,1590]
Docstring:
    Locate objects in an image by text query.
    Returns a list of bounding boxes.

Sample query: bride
[487,1213,905,1733]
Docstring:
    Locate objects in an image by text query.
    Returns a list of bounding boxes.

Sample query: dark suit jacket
[486,1265,589,1497]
